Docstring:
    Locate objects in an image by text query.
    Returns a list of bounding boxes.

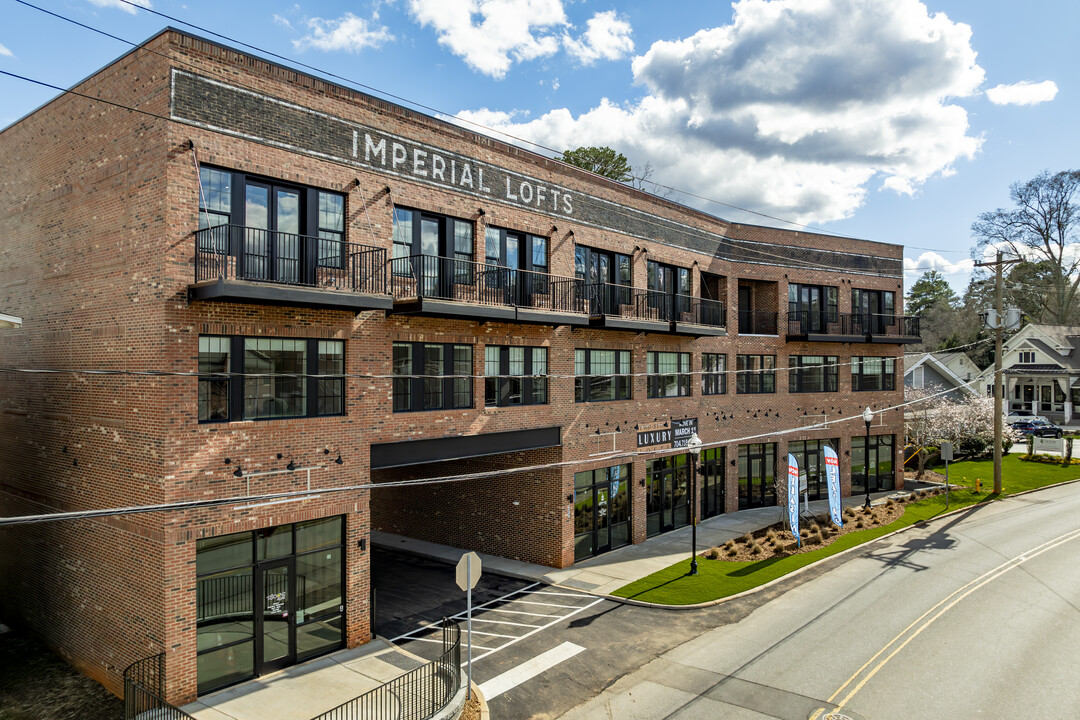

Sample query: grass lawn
[612,456,1080,606]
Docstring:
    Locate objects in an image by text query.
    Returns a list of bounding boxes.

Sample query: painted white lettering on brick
[519,181,534,204]
[478,168,491,194]
[431,155,446,182]
[413,149,428,177]
[352,130,358,159]
[505,177,518,201]
[536,185,546,207]
[364,134,386,165]
[460,163,474,189]
[563,193,573,214]
[391,143,407,170]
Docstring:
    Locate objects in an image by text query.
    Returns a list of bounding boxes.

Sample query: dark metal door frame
[254,557,296,677]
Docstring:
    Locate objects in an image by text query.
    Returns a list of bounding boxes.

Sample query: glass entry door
[701,448,725,519]
[256,559,295,675]
[738,444,776,509]
[244,182,302,284]
[573,465,631,561]
[647,455,690,536]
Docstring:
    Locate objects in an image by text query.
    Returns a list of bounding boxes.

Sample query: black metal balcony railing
[194,225,387,295]
[676,295,727,329]
[312,618,461,720]
[124,654,197,720]
[390,254,585,314]
[786,311,868,337]
[869,313,921,339]
[738,310,779,335]
[586,283,673,323]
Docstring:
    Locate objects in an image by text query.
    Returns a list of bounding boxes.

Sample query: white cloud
[455,0,986,224]
[87,0,150,13]
[273,14,294,31]
[0,42,13,58]
[986,80,1058,106]
[904,252,974,294]
[563,10,633,65]
[408,0,568,79]
[293,12,393,53]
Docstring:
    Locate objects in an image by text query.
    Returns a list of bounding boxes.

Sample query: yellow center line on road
[817,525,1080,716]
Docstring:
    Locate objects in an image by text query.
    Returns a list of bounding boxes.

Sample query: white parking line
[478,642,586,700]
[472,618,543,628]
[511,600,586,609]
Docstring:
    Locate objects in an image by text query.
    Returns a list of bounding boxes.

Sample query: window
[576,245,631,314]
[485,346,548,406]
[788,283,838,331]
[575,349,631,402]
[197,167,345,271]
[789,355,839,393]
[393,342,473,412]
[1019,350,1036,363]
[198,336,345,423]
[647,260,690,316]
[853,356,896,391]
[736,355,776,394]
[702,353,727,395]
[647,351,691,398]
[484,226,546,271]
[391,207,474,282]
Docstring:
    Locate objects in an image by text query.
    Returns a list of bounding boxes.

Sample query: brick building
[0,29,919,704]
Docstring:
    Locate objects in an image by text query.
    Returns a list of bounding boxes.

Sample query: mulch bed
[702,499,910,563]
[0,626,122,720]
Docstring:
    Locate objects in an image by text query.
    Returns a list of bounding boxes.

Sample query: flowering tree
[906,390,1018,473]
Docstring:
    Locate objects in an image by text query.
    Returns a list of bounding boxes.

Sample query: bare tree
[971,170,1080,325]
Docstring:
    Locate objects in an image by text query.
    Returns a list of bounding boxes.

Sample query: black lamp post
[862,407,874,510]
[687,432,703,575]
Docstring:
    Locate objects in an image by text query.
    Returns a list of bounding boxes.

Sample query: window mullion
[230,336,244,420]
[306,339,318,417]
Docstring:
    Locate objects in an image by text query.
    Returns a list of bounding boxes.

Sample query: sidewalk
[373,486,923,598]
[182,639,427,720]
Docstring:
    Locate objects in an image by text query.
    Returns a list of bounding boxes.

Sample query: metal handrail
[311,618,461,720]
[390,254,585,314]
[675,295,726,328]
[786,311,866,337]
[124,654,198,720]
[193,225,387,295]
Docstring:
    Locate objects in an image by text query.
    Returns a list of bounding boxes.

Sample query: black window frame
[391,207,474,282]
[198,336,345,423]
[852,356,896,391]
[736,354,776,394]
[646,351,691,398]
[574,348,632,403]
[393,342,473,412]
[484,345,548,407]
[702,353,728,395]
[789,355,839,393]
[197,166,346,267]
[788,283,839,325]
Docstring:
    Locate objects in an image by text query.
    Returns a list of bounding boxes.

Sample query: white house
[975,324,1080,425]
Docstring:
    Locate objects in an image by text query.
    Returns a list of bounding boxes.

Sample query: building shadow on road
[863,500,996,572]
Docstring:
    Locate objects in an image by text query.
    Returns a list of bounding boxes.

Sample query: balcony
[671,295,727,336]
[785,312,922,344]
[786,311,870,343]
[738,310,779,335]
[188,225,392,312]
[389,254,588,325]
[869,314,922,344]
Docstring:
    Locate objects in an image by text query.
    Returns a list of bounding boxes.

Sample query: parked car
[1009,414,1049,428]
[1005,410,1035,424]
[1012,419,1064,438]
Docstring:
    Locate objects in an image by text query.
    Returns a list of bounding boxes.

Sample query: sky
[2,0,1076,299]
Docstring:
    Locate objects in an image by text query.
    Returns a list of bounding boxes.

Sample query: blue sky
[2,0,1076,297]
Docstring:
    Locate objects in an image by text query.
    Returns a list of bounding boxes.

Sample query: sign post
[455,551,482,698]
[940,441,953,509]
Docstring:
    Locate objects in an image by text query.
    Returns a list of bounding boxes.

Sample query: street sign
[456,552,482,591]
[940,441,953,462]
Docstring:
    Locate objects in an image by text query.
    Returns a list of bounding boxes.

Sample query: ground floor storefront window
[738,443,776,509]
[701,447,725,519]
[646,454,690,537]
[851,435,894,495]
[573,464,631,562]
[195,517,345,695]
[787,439,839,502]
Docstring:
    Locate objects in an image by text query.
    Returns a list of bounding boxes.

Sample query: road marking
[511,600,585,609]
[477,641,586,700]
[480,608,554,617]
[472,618,543,629]
[466,629,517,639]
[470,596,604,663]
[829,525,1080,712]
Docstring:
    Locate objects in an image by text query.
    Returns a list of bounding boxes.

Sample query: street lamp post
[687,432,703,576]
[862,407,874,510]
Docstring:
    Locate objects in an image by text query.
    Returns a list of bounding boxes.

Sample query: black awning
[370,426,562,470]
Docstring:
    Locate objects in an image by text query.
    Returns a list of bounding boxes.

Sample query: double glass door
[852,435,894,494]
[244,181,302,283]
[738,443,776,509]
[647,455,690,536]
[573,465,631,561]
[701,448,725,519]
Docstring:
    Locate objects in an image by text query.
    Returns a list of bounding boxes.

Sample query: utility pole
[974,251,1022,494]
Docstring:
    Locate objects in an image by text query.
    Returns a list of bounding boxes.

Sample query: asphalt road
[557,481,1080,719]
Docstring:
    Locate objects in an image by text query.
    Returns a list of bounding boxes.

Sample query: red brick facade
[0,30,910,704]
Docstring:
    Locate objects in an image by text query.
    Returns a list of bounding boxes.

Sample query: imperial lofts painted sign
[170,69,902,277]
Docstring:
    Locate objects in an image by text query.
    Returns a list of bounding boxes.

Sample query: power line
[0,376,979,527]
[15,0,873,240]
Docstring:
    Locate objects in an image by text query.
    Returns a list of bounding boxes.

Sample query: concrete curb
[474,682,490,720]
[564,476,1080,610]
